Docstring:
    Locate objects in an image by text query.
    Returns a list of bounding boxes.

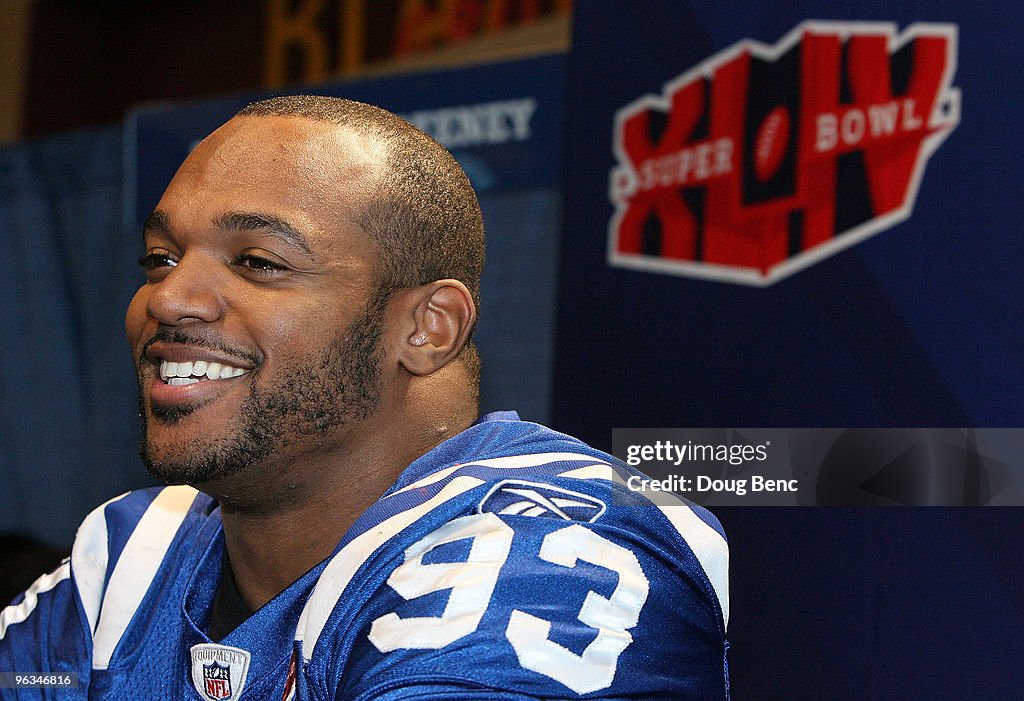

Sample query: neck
[210,384,477,611]
[218,480,384,612]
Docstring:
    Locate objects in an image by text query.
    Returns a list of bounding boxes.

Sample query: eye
[137,250,178,275]
[230,252,290,277]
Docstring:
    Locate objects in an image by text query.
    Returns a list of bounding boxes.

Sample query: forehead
[156,115,384,256]
[193,114,382,174]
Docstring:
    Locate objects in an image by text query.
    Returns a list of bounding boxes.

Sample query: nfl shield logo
[203,662,232,700]
[190,643,250,701]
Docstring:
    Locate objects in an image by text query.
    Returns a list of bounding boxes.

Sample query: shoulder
[71,485,212,612]
[0,486,213,668]
[72,486,216,668]
[301,420,729,699]
[411,415,729,620]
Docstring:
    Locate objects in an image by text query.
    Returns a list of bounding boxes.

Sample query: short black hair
[236,95,484,379]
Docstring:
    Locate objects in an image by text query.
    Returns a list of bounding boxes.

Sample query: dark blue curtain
[0,125,152,547]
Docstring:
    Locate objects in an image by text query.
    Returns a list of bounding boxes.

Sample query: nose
[145,253,226,326]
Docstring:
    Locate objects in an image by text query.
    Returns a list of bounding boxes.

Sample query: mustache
[140,327,263,367]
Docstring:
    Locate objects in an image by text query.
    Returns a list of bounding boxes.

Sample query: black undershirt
[207,553,253,643]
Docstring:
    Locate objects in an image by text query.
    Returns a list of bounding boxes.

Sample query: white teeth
[159,359,249,382]
[168,377,200,386]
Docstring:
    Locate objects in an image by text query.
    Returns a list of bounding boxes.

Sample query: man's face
[125,116,388,486]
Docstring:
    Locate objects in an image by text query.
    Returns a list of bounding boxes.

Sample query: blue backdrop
[554,2,1024,698]
[555,2,1022,440]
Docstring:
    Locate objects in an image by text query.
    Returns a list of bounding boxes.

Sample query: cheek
[256,299,360,366]
[261,308,337,362]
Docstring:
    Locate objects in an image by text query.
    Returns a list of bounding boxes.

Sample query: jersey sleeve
[0,488,170,696]
[0,561,91,695]
[320,475,729,701]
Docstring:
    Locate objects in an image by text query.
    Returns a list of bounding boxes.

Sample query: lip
[144,341,257,369]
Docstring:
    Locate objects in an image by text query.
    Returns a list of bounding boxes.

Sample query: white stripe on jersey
[72,491,131,635]
[92,486,199,670]
[0,562,71,639]
[558,464,616,481]
[298,454,616,662]
[388,453,611,498]
[643,492,730,631]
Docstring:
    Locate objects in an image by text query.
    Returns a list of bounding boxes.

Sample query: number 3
[506,524,650,693]
[368,515,650,694]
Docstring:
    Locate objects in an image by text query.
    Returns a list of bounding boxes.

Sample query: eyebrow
[142,209,314,257]
[214,211,314,256]
[142,210,170,236]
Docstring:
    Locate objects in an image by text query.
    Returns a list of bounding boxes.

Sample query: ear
[392,279,476,376]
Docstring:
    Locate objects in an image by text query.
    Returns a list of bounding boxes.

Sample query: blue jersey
[1,413,729,699]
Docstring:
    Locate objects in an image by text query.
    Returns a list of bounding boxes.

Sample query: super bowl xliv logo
[609,21,960,285]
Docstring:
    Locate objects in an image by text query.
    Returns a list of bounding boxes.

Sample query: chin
[140,422,273,487]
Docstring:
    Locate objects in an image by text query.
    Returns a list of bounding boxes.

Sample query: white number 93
[368,513,650,694]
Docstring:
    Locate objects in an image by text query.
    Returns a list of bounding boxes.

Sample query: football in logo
[609,21,960,285]
[754,106,791,183]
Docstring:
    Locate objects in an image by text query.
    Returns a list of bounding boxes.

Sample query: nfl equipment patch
[477,480,607,522]
[190,643,251,701]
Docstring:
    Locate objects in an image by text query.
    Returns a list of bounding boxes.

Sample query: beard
[137,291,388,485]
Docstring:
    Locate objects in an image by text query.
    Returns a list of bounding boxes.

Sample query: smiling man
[0,96,729,700]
